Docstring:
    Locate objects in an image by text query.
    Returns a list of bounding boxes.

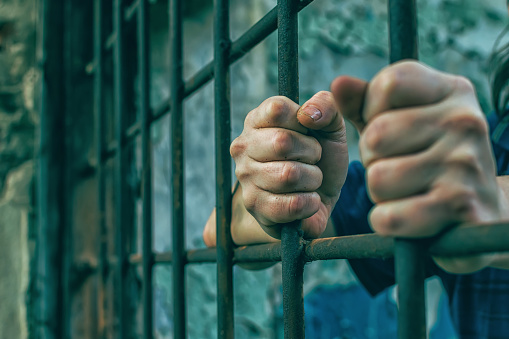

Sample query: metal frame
[36,0,509,338]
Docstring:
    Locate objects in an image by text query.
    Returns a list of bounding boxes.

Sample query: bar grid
[38,1,509,338]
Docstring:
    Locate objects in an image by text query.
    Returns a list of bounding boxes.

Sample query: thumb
[296,91,346,142]
[330,76,368,133]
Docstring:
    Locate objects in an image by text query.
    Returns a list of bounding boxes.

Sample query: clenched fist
[230,91,349,240]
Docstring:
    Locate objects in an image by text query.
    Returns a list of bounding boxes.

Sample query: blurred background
[0,0,507,338]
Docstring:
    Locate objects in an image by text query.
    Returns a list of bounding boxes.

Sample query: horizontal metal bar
[96,1,317,162]
[125,222,509,265]
[96,0,317,161]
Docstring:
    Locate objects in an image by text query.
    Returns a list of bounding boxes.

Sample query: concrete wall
[0,0,36,338]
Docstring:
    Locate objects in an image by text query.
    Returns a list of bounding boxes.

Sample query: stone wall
[0,0,36,338]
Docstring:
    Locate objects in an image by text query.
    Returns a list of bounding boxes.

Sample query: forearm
[203,183,278,247]
[433,175,509,273]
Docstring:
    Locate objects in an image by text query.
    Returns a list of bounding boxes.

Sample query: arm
[203,91,350,247]
[334,61,509,274]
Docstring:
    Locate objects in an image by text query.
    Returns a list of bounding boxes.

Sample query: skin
[203,60,509,274]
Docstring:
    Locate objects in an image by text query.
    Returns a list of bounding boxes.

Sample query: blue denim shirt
[331,112,509,339]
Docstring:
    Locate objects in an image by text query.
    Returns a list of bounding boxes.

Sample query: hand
[230,91,349,240]
[332,61,505,272]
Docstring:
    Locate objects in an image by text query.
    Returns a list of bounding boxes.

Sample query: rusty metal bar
[93,0,107,336]
[36,0,66,337]
[170,0,186,338]
[138,0,154,337]
[100,1,316,159]
[214,0,235,337]
[128,223,509,265]
[277,0,305,338]
[388,1,425,338]
[113,0,130,336]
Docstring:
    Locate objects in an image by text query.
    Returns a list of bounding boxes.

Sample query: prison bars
[214,0,235,337]
[169,0,186,338]
[93,0,107,337]
[387,1,428,338]
[81,1,509,339]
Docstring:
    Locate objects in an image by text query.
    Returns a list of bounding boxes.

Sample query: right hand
[230,91,350,240]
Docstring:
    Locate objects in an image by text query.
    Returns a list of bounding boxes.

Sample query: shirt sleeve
[331,161,397,296]
[332,161,444,296]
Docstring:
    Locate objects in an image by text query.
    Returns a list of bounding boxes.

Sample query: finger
[369,178,484,238]
[365,151,438,203]
[364,61,455,122]
[296,91,350,199]
[359,104,443,166]
[247,96,307,134]
[369,193,452,238]
[242,188,321,226]
[247,161,323,194]
[330,76,368,132]
[246,128,322,164]
[297,91,348,140]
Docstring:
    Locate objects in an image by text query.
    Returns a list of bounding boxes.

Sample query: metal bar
[61,1,74,336]
[169,0,186,338]
[93,0,107,336]
[138,0,154,337]
[113,0,129,336]
[35,0,66,337]
[126,222,509,265]
[277,0,304,338]
[152,0,315,131]
[99,1,320,164]
[387,1,425,338]
[213,0,234,338]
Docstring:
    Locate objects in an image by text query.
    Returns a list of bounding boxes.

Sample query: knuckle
[264,97,290,122]
[372,209,401,236]
[272,130,294,158]
[312,90,332,103]
[280,162,300,186]
[447,149,482,175]
[454,75,475,95]
[444,109,488,136]
[230,136,246,158]
[374,66,405,95]
[287,194,305,216]
[364,118,388,153]
[366,163,385,201]
[435,183,476,220]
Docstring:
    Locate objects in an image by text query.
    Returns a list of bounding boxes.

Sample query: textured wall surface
[0,0,36,338]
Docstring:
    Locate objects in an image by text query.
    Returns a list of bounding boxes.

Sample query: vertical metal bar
[214,0,234,338]
[113,0,129,337]
[93,0,107,337]
[62,1,74,337]
[277,0,305,338]
[170,0,186,338]
[138,1,154,338]
[36,0,65,337]
[388,1,426,339]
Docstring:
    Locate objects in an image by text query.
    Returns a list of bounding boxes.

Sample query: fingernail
[302,106,322,121]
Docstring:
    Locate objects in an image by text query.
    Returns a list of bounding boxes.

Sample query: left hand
[332,61,505,272]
